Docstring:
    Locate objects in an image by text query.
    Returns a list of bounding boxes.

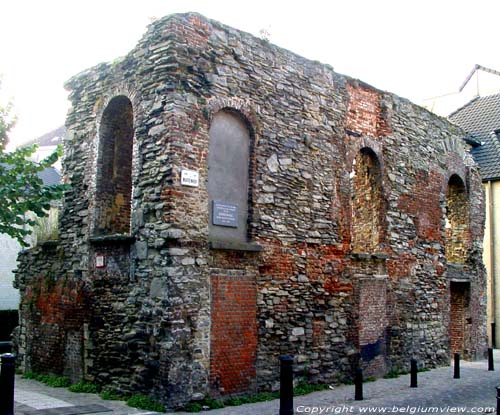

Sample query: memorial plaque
[212,201,239,227]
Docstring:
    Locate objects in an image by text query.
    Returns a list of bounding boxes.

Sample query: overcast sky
[2,0,500,147]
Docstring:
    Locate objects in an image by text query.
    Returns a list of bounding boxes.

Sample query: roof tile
[449,93,500,181]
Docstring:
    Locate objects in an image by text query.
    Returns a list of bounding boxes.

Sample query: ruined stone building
[448,91,500,348]
[14,13,487,408]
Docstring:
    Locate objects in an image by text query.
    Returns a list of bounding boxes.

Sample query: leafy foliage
[0,83,67,246]
[294,381,330,395]
[99,388,125,401]
[182,384,328,412]
[183,402,203,412]
[23,371,70,387]
[225,391,279,406]
[68,381,101,394]
[0,88,16,149]
[383,368,410,379]
[126,394,166,412]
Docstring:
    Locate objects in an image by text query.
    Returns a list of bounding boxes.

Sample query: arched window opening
[208,110,251,244]
[351,148,384,253]
[445,175,469,263]
[95,96,134,236]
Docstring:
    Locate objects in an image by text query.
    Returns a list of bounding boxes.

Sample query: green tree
[0,83,67,246]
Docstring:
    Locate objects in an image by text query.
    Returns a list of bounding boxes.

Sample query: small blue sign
[212,201,238,227]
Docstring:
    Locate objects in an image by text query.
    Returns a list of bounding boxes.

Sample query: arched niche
[207,109,251,244]
[445,174,469,264]
[94,95,134,236]
[351,147,384,253]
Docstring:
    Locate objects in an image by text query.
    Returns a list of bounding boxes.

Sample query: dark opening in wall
[445,175,469,264]
[95,96,134,236]
[0,310,18,341]
[351,148,384,253]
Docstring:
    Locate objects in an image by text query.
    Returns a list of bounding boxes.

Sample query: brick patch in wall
[450,281,470,355]
[210,274,257,395]
[358,276,388,377]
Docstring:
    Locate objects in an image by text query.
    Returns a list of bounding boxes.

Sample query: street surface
[12,351,499,414]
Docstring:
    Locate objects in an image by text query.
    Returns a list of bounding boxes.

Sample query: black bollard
[0,353,15,415]
[410,358,418,388]
[489,348,494,371]
[354,368,363,401]
[0,342,12,354]
[453,353,460,379]
[279,356,294,415]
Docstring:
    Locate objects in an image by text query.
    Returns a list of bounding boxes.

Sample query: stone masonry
[14,13,487,409]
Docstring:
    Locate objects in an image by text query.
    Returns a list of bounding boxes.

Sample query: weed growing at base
[68,381,100,394]
[23,372,70,388]
[182,382,330,412]
[126,394,166,413]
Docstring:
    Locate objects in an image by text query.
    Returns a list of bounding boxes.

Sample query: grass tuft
[294,382,330,396]
[183,402,203,412]
[126,394,166,413]
[383,370,401,379]
[23,372,70,387]
[99,388,125,401]
[181,382,329,412]
[68,381,100,394]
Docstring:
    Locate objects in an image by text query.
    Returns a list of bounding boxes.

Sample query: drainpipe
[489,181,497,347]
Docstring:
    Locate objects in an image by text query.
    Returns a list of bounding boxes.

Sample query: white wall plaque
[95,254,106,269]
[181,169,199,187]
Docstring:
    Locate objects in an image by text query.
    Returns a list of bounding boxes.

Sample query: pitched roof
[23,126,65,147]
[37,167,61,186]
[1,163,61,186]
[449,93,500,181]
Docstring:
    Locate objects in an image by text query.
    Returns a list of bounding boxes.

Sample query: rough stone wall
[14,243,88,383]
[15,12,487,408]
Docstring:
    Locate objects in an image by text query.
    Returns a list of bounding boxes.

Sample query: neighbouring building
[14,13,487,408]
[0,128,62,341]
[22,126,65,171]
[449,92,500,347]
[0,235,21,340]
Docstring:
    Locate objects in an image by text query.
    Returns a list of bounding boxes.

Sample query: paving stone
[21,404,111,415]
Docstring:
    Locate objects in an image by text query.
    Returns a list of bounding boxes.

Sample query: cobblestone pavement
[12,351,500,414]
[14,376,158,415]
